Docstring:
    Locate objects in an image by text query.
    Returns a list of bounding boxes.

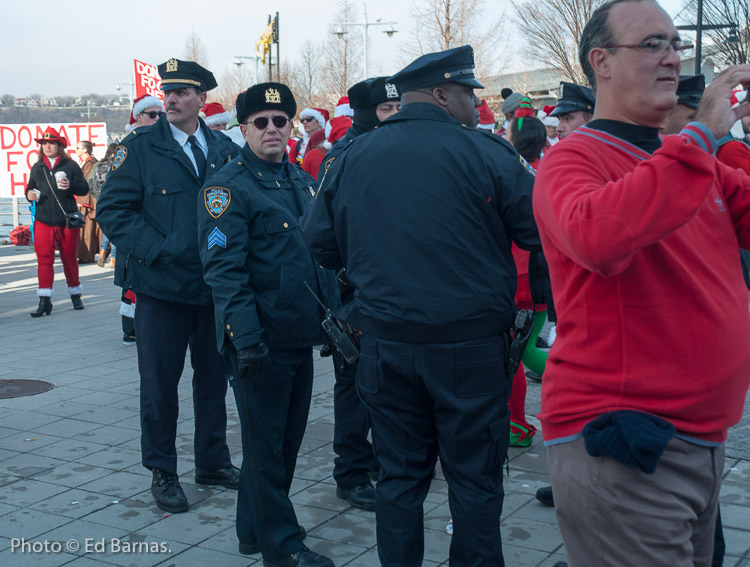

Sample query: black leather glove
[237,342,270,379]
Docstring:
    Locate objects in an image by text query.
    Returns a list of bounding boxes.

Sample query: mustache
[166,105,180,111]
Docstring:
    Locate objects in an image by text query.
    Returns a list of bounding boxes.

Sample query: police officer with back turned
[301,45,541,567]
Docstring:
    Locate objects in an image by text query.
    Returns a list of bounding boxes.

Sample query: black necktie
[188,135,206,181]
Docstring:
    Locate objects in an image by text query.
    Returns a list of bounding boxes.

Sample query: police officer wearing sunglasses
[97,58,241,515]
[197,82,338,567]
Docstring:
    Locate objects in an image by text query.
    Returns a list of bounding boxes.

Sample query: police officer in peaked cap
[97,57,241,514]
[197,82,338,567]
[551,81,596,139]
[301,45,542,567]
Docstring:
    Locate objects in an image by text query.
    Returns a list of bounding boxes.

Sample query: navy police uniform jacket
[301,102,542,343]
[197,144,339,354]
[97,116,239,304]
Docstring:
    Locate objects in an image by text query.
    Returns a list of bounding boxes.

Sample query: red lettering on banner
[1,126,16,149]
[6,151,21,169]
[10,173,28,195]
[66,124,86,141]
[18,126,32,148]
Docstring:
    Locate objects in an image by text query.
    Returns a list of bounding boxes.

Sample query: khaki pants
[547,436,724,567]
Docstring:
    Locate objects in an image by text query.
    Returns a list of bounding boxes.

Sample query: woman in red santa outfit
[24,127,89,317]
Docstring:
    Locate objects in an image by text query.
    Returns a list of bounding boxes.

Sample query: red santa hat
[538,105,559,128]
[324,116,353,149]
[200,102,233,126]
[130,94,164,125]
[299,107,330,130]
[477,100,495,130]
[333,96,353,118]
[731,89,747,107]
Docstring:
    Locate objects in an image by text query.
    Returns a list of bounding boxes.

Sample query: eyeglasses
[604,38,694,55]
[140,111,164,119]
[245,115,290,129]
[300,116,317,123]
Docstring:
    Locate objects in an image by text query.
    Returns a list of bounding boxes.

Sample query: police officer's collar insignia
[112,146,128,170]
[385,83,398,99]
[207,226,227,249]
[204,187,231,218]
[166,58,178,72]
[519,155,536,177]
[265,88,281,103]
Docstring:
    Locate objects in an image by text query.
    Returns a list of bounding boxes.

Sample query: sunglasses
[141,111,164,119]
[300,117,317,123]
[245,115,290,129]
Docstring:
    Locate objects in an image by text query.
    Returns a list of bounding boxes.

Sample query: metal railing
[0,198,32,232]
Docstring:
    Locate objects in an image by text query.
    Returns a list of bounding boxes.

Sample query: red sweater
[534,124,750,443]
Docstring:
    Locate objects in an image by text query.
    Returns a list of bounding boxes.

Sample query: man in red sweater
[534,1,750,565]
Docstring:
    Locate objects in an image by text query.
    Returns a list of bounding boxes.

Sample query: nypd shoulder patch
[207,226,227,249]
[112,146,128,170]
[204,187,231,218]
[519,155,536,177]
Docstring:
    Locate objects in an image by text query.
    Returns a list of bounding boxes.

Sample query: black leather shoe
[240,526,307,556]
[30,296,53,318]
[195,465,240,490]
[536,485,554,507]
[263,546,335,567]
[151,469,188,513]
[336,482,376,511]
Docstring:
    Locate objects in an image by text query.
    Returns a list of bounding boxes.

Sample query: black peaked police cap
[158,58,217,92]
[236,83,297,124]
[387,45,484,92]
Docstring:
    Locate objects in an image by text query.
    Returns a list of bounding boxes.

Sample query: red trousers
[34,221,80,290]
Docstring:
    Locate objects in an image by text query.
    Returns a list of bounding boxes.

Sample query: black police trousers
[230,347,312,559]
[134,294,231,475]
[332,350,379,488]
[356,333,512,567]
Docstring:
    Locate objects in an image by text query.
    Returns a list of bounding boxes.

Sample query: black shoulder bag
[44,169,85,229]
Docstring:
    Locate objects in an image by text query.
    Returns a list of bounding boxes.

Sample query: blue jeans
[100,232,116,258]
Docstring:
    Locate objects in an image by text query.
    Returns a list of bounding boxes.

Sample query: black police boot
[151,469,188,513]
[535,485,555,507]
[194,465,240,490]
[70,294,84,310]
[30,296,53,318]
[336,482,376,511]
[263,546,335,567]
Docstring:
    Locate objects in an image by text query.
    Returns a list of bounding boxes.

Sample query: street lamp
[115,81,134,106]
[333,2,398,79]
[234,55,262,86]
[676,0,738,74]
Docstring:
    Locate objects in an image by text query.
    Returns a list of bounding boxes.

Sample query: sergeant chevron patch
[207,226,227,249]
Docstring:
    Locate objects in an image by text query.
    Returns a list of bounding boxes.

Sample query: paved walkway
[0,244,748,567]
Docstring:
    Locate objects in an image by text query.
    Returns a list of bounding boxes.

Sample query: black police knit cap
[550,82,595,116]
[236,83,297,124]
[348,77,401,109]
[676,75,705,110]
[387,45,484,92]
[158,58,217,92]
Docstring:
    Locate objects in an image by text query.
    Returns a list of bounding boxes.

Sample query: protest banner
[0,123,107,198]
[134,59,164,102]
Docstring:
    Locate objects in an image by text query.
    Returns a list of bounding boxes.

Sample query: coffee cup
[31,189,41,200]
[54,171,67,183]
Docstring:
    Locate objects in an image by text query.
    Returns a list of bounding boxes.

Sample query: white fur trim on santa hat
[542,116,559,127]
[132,96,164,121]
[203,111,232,126]
[477,123,495,130]
[300,108,326,130]
[334,98,353,118]
[730,119,745,140]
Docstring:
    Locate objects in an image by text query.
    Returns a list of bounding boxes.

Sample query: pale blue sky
[1,0,687,98]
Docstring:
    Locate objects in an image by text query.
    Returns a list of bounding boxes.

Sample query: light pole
[676,0,739,74]
[333,2,398,80]
[115,81,134,106]
[234,55,262,86]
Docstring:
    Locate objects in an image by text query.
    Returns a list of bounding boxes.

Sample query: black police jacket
[97,116,239,304]
[301,102,542,343]
[197,145,339,353]
[25,158,88,227]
